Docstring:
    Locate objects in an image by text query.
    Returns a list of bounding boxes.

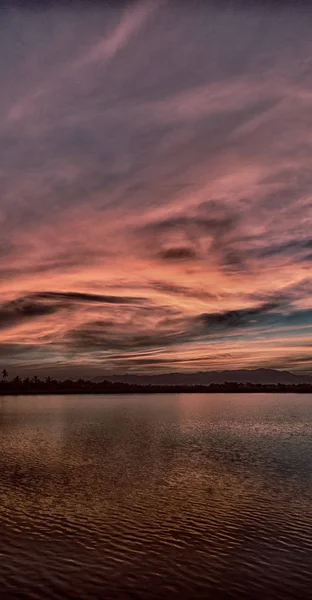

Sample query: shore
[1,380,312,395]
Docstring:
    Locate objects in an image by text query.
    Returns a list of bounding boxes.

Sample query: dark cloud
[198,301,283,332]
[158,247,197,261]
[0,342,40,358]
[143,212,238,237]
[34,291,146,305]
[256,238,312,259]
[198,304,312,340]
[0,296,58,330]
[151,281,192,296]
[286,355,312,364]
[140,207,243,269]
[68,321,188,352]
[0,290,146,332]
[67,304,191,352]
[150,280,216,300]
[67,300,312,355]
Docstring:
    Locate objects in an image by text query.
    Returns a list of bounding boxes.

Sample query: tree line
[1,369,312,395]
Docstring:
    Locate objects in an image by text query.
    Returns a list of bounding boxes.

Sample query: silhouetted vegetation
[1,372,312,395]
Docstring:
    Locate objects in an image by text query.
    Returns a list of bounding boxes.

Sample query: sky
[0,0,312,378]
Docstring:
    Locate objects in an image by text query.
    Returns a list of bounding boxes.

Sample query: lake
[1,393,312,599]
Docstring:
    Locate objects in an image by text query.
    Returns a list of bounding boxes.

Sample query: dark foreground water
[1,394,312,600]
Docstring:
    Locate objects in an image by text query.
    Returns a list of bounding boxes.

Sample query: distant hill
[93,369,312,386]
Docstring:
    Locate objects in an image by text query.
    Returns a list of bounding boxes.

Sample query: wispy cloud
[0,0,312,375]
[6,0,162,124]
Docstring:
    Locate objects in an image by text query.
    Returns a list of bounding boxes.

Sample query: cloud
[0,296,58,330]
[150,280,216,301]
[0,290,147,335]
[256,238,312,259]
[67,303,190,352]
[198,301,283,333]
[5,0,162,124]
[34,291,146,305]
[0,0,312,374]
[138,207,244,270]
[158,247,197,261]
[68,324,185,352]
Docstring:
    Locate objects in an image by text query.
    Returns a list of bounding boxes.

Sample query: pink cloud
[0,0,312,375]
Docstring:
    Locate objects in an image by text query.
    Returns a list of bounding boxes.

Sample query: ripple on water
[1,393,312,599]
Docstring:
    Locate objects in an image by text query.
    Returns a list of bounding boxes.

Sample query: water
[1,393,312,600]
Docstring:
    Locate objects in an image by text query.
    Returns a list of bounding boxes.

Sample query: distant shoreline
[1,382,312,396]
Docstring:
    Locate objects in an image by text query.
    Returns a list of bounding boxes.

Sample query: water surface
[1,393,312,599]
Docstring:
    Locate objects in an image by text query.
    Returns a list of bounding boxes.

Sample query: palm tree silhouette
[2,369,8,380]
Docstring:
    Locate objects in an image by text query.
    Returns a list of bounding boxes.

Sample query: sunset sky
[1,0,312,378]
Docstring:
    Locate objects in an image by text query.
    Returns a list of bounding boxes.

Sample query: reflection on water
[1,393,312,599]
